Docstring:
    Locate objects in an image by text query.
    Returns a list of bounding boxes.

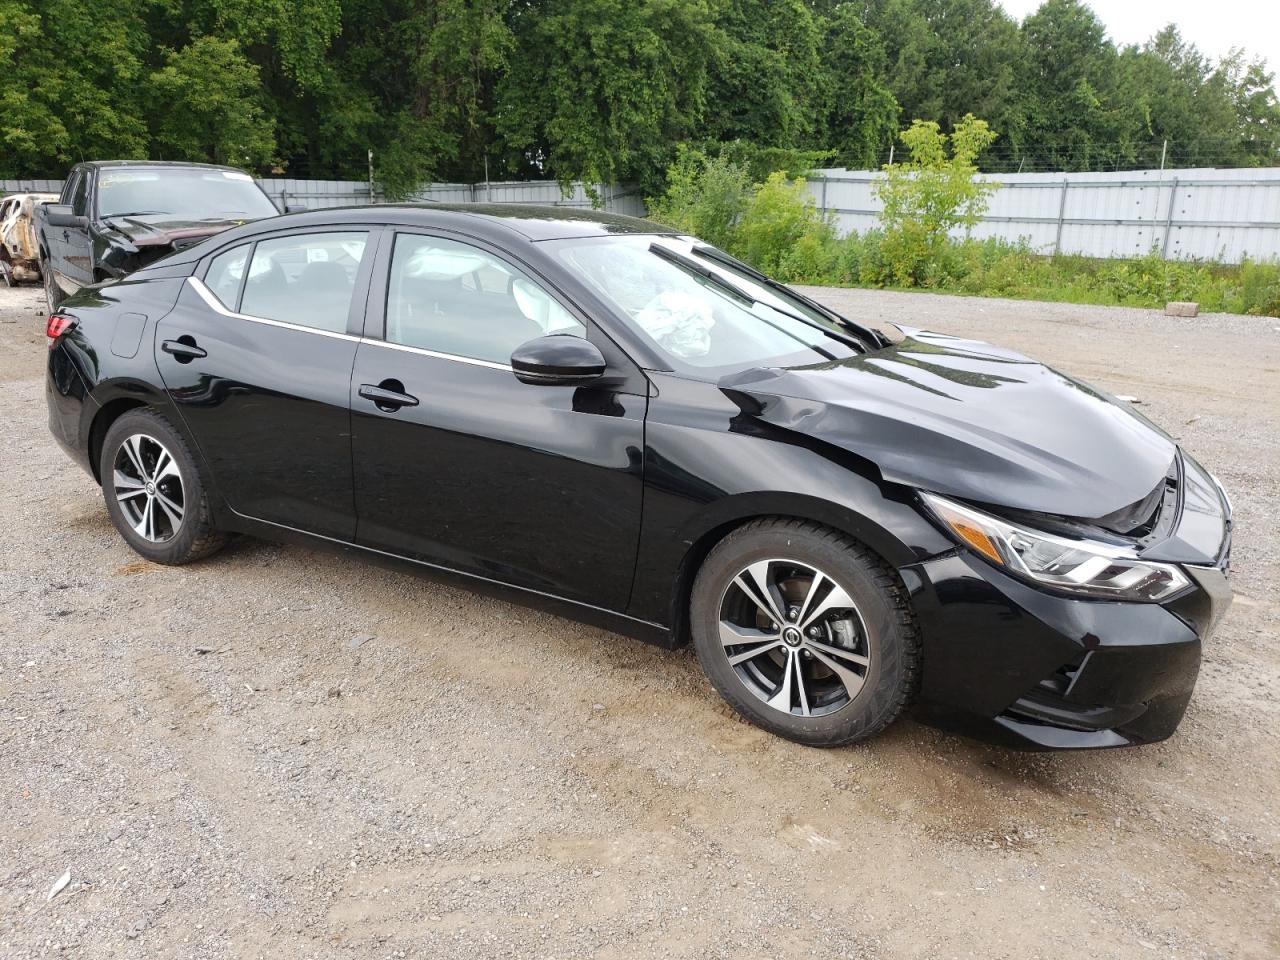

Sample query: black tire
[99,409,228,565]
[42,256,63,311]
[690,518,919,747]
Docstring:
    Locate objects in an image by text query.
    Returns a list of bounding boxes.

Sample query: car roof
[276,203,673,241]
[145,203,674,271]
[79,160,254,173]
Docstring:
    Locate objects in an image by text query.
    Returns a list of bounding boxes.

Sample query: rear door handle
[161,338,207,360]
[359,382,419,411]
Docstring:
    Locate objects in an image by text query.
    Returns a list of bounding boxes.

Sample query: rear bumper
[902,552,1230,750]
[47,340,96,476]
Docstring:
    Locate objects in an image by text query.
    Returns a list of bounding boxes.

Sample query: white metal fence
[0,176,647,218]
[0,178,63,195]
[10,167,1279,263]
[259,177,647,215]
[809,167,1280,264]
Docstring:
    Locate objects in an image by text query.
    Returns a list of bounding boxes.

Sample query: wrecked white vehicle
[0,192,57,286]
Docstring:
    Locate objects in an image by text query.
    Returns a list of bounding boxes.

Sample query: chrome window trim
[188,276,361,342]
[360,337,513,372]
[188,276,514,372]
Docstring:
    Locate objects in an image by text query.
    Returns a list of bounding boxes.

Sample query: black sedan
[44,205,1233,750]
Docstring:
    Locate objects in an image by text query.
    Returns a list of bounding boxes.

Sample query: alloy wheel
[717,558,872,718]
[112,434,185,543]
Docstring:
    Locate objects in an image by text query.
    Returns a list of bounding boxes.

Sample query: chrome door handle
[359,382,419,411]
[161,338,207,361]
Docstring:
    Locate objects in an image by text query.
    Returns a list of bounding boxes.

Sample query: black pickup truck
[37,160,281,309]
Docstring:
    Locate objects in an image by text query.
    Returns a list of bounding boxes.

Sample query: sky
[995,1,1280,77]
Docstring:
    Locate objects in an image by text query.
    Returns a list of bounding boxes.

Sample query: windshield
[552,235,865,373]
[96,168,278,221]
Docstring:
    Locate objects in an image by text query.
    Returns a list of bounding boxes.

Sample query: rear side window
[239,232,368,333]
[204,245,249,309]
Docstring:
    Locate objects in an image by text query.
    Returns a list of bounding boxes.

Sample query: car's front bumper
[901,551,1231,750]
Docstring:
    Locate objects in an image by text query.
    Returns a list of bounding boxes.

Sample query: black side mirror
[284,203,308,214]
[511,335,606,386]
[44,203,87,228]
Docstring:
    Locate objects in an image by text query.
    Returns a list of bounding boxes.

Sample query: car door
[155,227,379,540]
[62,168,94,288]
[44,169,82,295]
[350,230,647,610]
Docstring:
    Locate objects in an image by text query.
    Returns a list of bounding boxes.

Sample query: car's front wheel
[99,409,227,565]
[41,257,62,311]
[690,519,919,747]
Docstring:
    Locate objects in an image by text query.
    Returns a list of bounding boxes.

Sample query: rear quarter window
[204,245,250,309]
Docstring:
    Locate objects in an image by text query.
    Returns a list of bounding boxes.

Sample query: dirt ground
[1,280,1277,960]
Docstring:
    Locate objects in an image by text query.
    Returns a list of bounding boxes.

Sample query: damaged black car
[37,160,280,310]
[43,205,1233,750]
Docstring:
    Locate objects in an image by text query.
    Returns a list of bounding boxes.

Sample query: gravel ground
[2,282,1277,959]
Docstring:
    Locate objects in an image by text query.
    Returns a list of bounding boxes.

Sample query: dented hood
[102,215,248,248]
[720,328,1176,520]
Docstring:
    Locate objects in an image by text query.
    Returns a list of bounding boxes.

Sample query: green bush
[646,146,750,251]
[832,232,1280,317]
[875,115,999,286]
[780,231,841,284]
[707,141,834,185]
[735,172,837,280]
[1237,259,1280,317]
[647,144,1280,318]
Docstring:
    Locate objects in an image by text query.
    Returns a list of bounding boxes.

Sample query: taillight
[46,313,76,347]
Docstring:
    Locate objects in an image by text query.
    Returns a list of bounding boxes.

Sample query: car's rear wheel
[690,519,919,747]
[100,409,227,565]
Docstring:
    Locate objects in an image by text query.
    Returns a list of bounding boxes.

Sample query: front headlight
[919,491,1191,602]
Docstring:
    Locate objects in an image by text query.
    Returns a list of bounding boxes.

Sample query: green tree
[151,0,345,172]
[819,6,900,168]
[1017,0,1143,170]
[2,0,1277,191]
[1219,53,1280,166]
[499,0,716,193]
[703,0,824,150]
[0,0,149,178]
[1119,27,1237,168]
[875,114,998,284]
[178,0,344,91]
[148,37,276,167]
[354,0,513,196]
[864,0,1028,165]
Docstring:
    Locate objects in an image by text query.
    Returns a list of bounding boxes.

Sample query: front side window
[60,171,80,205]
[240,232,368,333]
[69,173,89,217]
[385,234,584,364]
